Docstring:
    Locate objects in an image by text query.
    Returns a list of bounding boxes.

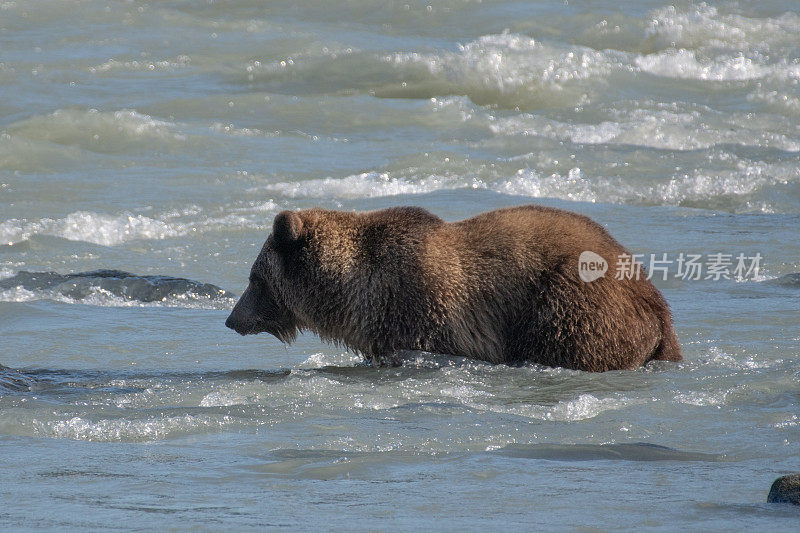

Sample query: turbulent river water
[1,0,799,529]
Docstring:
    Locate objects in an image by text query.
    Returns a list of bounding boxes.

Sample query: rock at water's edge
[768,474,800,505]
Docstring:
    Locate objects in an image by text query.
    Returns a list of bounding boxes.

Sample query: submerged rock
[773,273,800,288]
[768,474,800,505]
[0,364,33,392]
[0,269,234,307]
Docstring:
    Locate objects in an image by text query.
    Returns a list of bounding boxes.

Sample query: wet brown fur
[225,205,682,372]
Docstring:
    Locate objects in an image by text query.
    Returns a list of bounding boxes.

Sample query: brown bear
[225,205,681,371]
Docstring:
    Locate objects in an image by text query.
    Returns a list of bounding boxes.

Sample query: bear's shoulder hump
[370,206,443,226]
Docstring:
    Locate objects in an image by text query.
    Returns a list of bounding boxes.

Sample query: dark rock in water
[0,364,33,392]
[772,273,800,288]
[495,442,724,462]
[768,474,800,505]
[0,269,234,304]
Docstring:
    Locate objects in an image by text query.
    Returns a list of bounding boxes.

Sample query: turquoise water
[1,0,799,529]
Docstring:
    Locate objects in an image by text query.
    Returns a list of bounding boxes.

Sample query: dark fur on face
[225,232,299,343]
[225,205,682,372]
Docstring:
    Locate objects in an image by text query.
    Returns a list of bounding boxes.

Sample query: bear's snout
[226,287,257,335]
[224,312,247,335]
[225,308,256,336]
[225,283,298,342]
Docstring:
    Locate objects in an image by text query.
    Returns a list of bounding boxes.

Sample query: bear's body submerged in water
[225,205,681,371]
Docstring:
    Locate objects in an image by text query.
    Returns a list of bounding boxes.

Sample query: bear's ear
[272,210,303,247]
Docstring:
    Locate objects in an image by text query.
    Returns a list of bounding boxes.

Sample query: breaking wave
[0,200,279,246]
[261,159,799,213]
[644,4,800,53]
[489,103,800,152]
[240,31,630,109]
[0,270,235,309]
[4,109,186,155]
[235,10,800,109]
[0,211,179,247]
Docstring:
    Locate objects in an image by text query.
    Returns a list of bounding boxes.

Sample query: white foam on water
[297,352,363,369]
[265,168,600,203]
[75,287,236,310]
[6,108,187,150]
[71,108,179,137]
[517,150,797,212]
[673,391,728,407]
[646,3,800,52]
[264,171,464,199]
[225,199,280,216]
[637,4,800,87]
[382,31,628,107]
[113,385,163,408]
[369,12,800,114]
[0,284,235,310]
[428,95,479,123]
[261,158,797,213]
[88,55,192,73]
[439,383,492,400]
[749,87,800,115]
[263,157,582,201]
[491,168,598,203]
[636,49,769,82]
[199,390,250,407]
[0,220,27,246]
[58,212,178,246]
[210,122,276,137]
[775,415,799,429]
[657,170,765,206]
[477,96,800,152]
[0,286,38,303]
[34,414,236,442]
[114,381,253,409]
[448,32,623,88]
[468,393,640,422]
[735,272,774,284]
[539,394,637,422]
[692,345,782,372]
[655,157,799,210]
[0,199,280,246]
[0,212,178,246]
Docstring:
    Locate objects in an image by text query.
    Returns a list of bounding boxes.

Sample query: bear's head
[224,210,307,342]
[225,206,443,355]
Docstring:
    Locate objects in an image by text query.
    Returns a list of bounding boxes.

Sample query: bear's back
[455,205,624,258]
[427,205,678,370]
